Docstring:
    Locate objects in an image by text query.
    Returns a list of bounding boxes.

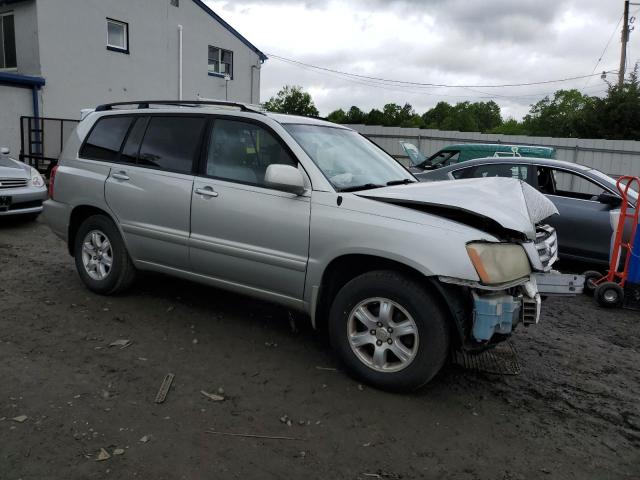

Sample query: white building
[0,0,266,156]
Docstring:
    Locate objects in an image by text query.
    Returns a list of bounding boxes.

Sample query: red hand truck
[583,175,640,308]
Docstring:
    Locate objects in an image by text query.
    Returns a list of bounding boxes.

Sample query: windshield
[284,124,415,191]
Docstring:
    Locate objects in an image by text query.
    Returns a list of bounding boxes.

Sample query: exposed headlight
[466,242,531,285]
[30,167,45,188]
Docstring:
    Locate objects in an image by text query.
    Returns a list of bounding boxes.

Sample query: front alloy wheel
[347,297,419,372]
[329,270,450,392]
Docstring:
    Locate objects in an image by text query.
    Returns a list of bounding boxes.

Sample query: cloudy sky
[205,0,638,119]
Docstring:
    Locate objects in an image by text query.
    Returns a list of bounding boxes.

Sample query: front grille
[535,224,558,271]
[0,178,28,189]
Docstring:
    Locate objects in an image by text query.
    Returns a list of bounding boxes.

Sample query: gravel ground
[1,218,639,480]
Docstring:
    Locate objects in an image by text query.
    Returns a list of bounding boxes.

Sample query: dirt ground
[0,218,639,480]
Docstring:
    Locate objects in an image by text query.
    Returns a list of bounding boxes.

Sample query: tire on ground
[328,269,450,392]
[73,214,136,295]
[583,270,602,297]
[594,281,624,308]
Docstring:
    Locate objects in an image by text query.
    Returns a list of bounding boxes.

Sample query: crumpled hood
[356,177,558,240]
[0,155,29,179]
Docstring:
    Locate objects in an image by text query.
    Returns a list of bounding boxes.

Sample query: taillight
[48,164,58,199]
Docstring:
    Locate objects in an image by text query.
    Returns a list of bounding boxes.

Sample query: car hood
[0,156,29,179]
[356,177,558,240]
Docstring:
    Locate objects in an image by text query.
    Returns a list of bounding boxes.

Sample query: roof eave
[191,0,267,62]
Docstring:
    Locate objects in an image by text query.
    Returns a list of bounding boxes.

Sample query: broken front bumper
[470,279,540,342]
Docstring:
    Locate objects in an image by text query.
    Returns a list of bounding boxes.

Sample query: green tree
[326,108,347,123]
[469,101,503,131]
[581,65,640,140]
[263,85,319,117]
[521,89,592,137]
[490,118,529,135]
[345,106,366,123]
[421,101,453,128]
[365,108,385,125]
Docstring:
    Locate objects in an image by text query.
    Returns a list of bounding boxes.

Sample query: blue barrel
[627,228,640,284]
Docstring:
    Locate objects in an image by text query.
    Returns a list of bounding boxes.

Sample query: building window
[106,18,129,53]
[170,0,179,6]
[0,12,17,70]
[208,46,233,78]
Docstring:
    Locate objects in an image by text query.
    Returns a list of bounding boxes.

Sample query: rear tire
[73,214,136,295]
[328,270,450,392]
[594,282,624,308]
[583,270,602,297]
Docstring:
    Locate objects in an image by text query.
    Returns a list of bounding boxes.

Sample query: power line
[583,13,623,91]
[266,52,617,89]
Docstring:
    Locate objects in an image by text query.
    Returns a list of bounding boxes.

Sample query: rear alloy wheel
[329,270,450,392]
[74,215,136,295]
[583,270,602,297]
[594,281,624,308]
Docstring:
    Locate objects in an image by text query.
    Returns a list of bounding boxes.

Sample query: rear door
[189,117,311,302]
[104,114,206,269]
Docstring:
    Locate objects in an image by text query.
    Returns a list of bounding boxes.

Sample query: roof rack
[94,100,265,114]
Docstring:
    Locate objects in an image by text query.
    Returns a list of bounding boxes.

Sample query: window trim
[448,161,623,203]
[0,11,17,71]
[78,115,135,163]
[106,17,129,54]
[79,113,208,176]
[196,114,309,192]
[207,45,233,79]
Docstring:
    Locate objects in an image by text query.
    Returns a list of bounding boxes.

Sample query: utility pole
[619,0,630,87]
[619,1,640,86]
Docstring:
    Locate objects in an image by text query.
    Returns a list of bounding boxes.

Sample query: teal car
[401,142,556,173]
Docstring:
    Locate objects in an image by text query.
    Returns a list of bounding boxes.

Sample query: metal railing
[19,116,79,176]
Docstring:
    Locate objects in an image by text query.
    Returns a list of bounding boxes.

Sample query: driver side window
[206,119,296,187]
[537,167,607,199]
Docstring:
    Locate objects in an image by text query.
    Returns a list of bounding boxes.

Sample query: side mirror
[598,192,622,207]
[264,164,306,195]
[0,147,9,155]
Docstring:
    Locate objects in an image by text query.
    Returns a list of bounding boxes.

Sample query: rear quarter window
[80,116,133,161]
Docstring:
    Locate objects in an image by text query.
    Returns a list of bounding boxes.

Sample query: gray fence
[349,124,640,178]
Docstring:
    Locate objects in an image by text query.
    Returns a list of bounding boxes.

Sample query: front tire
[73,214,136,295]
[329,270,450,392]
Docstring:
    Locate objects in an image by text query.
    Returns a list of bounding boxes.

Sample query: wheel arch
[67,205,119,256]
[313,253,469,346]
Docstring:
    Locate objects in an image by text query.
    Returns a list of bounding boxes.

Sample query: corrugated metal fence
[349,125,640,177]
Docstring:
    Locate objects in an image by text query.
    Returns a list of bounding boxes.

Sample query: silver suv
[44,100,563,391]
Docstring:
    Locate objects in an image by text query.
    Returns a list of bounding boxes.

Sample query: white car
[0,147,47,219]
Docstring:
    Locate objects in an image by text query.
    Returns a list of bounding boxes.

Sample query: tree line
[263,66,640,141]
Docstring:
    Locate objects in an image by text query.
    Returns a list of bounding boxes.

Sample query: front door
[535,166,614,262]
[104,115,206,269]
[189,118,311,302]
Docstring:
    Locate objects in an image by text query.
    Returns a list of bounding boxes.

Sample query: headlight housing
[30,167,45,188]
[466,242,531,285]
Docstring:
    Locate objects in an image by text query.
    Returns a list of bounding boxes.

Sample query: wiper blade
[338,183,385,192]
[386,179,417,186]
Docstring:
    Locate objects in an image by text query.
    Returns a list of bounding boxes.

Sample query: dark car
[416,157,635,266]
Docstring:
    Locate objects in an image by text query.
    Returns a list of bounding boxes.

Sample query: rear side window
[80,116,133,161]
[138,116,206,173]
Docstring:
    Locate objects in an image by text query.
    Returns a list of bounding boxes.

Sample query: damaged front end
[358,177,583,349]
